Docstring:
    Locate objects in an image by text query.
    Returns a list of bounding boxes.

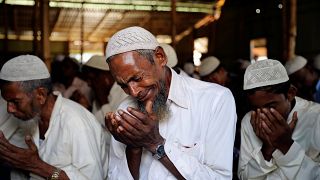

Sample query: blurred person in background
[199,56,249,179]
[285,55,320,103]
[160,43,189,76]
[82,55,127,125]
[52,56,93,110]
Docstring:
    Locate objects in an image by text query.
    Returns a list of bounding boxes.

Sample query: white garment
[93,83,128,125]
[62,77,93,104]
[92,83,127,167]
[108,68,237,179]
[238,97,320,180]
[27,94,108,180]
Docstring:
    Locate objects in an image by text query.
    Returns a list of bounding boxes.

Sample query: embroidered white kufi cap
[105,26,159,60]
[243,59,289,90]
[0,55,50,81]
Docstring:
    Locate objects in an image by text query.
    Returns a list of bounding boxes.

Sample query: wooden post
[80,3,84,64]
[171,0,177,48]
[282,0,297,62]
[33,0,40,56]
[3,0,8,54]
[40,0,51,71]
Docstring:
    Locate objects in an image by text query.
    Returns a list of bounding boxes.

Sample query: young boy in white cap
[238,59,320,179]
[0,55,108,179]
[105,26,237,179]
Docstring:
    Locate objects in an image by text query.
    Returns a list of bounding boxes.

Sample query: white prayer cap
[105,26,160,60]
[199,56,220,77]
[313,54,320,70]
[0,55,50,81]
[183,62,194,75]
[284,55,307,75]
[160,43,178,68]
[243,59,289,90]
[84,55,109,71]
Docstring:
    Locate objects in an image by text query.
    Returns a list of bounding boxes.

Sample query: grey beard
[137,81,170,121]
[19,115,39,136]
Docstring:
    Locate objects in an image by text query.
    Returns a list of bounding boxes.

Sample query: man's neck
[38,93,56,139]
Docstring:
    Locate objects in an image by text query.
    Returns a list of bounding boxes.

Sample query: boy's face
[248,90,293,120]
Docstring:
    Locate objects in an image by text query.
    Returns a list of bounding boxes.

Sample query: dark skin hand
[260,108,298,154]
[0,131,69,180]
[105,100,185,180]
[250,108,298,161]
[250,109,275,161]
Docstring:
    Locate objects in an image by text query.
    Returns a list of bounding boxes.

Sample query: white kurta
[238,97,320,180]
[108,68,237,179]
[28,94,108,180]
[93,83,128,126]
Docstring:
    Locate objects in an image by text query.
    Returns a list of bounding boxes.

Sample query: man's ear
[154,47,167,67]
[287,85,297,101]
[34,87,48,105]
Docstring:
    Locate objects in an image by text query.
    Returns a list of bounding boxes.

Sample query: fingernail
[118,110,124,115]
[127,107,132,111]
[115,115,121,121]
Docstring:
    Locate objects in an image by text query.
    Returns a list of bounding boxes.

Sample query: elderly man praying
[104,26,237,179]
[0,55,108,180]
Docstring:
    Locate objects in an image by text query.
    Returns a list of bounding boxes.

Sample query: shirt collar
[167,68,189,109]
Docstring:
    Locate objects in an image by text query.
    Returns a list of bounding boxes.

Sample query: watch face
[156,145,166,157]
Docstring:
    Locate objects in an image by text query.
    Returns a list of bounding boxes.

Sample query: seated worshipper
[160,43,188,76]
[105,26,237,179]
[199,56,229,86]
[0,91,30,179]
[55,57,93,110]
[82,55,128,125]
[285,55,320,103]
[238,59,320,180]
[199,56,248,179]
[0,55,108,180]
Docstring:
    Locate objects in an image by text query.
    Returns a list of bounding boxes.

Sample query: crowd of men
[0,26,320,180]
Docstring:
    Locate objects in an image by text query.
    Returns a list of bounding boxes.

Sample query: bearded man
[105,26,237,180]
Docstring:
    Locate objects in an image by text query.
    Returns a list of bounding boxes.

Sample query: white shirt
[238,97,320,180]
[62,77,93,104]
[93,83,128,126]
[108,68,237,179]
[28,94,108,180]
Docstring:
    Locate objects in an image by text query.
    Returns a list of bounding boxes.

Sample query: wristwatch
[154,144,166,160]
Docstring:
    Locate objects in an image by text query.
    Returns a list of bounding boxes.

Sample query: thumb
[289,111,298,131]
[25,135,37,151]
[145,100,154,115]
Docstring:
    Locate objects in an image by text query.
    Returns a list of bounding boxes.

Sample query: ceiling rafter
[86,10,110,41]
